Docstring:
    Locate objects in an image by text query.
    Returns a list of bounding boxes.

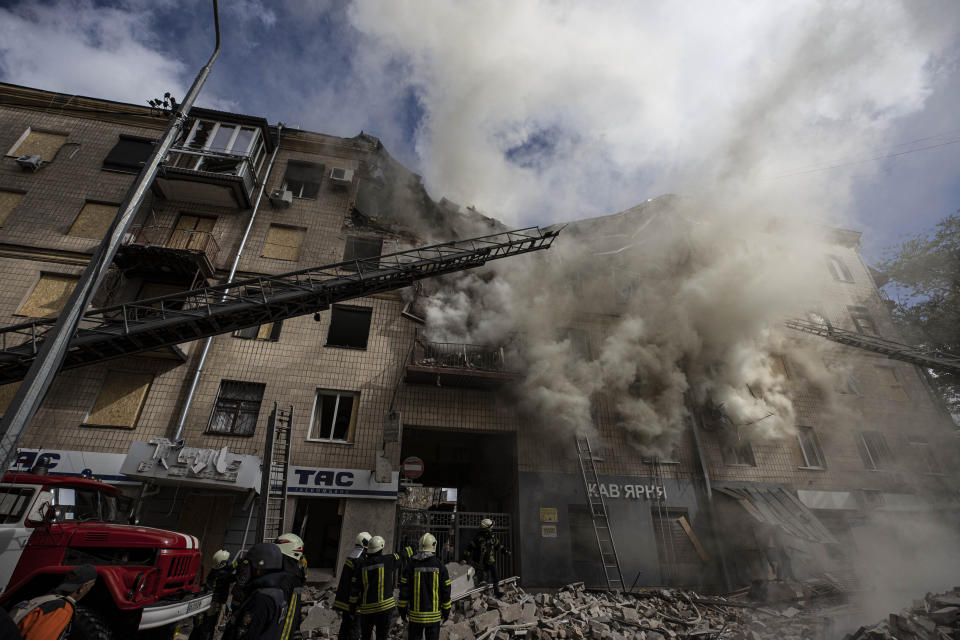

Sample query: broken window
[84,370,154,429]
[18,273,78,318]
[827,255,854,283]
[262,224,305,261]
[68,202,119,239]
[907,437,943,474]
[233,322,282,342]
[874,365,908,401]
[721,438,756,466]
[102,135,154,173]
[7,128,67,160]
[342,236,383,271]
[308,390,359,442]
[0,190,25,227]
[848,306,878,335]
[207,380,265,436]
[283,161,324,199]
[326,305,372,349]
[561,327,591,360]
[857,431,894,471]
[797,426,827,469]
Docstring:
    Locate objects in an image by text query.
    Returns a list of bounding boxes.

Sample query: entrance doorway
[177,494,235,574]
[292,498,342,569]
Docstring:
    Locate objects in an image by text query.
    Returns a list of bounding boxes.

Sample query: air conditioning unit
[329,167,354,187]
[16,155,44,172]
[269,189,293,208]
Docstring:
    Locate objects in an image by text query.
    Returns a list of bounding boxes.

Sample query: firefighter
[398,533,451,640]
[12,564,97,640]
[274,533,308,640]
[189,549,236,640]
[334,531,371,640]
[353,536,404,640]
[222,543,288,640]
[461,518,510,597]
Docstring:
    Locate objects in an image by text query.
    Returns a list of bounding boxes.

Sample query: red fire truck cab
[0,473,210,638]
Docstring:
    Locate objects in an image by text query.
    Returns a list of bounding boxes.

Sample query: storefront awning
[716,486,838,544]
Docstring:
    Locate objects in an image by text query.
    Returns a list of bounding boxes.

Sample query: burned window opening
[207,380,265,436]
[283,161,324,199]
[326,305,372,349]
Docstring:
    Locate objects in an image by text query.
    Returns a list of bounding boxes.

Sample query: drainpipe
[173,123,284,441]
[687,391,733,591]
[0,0,222,470]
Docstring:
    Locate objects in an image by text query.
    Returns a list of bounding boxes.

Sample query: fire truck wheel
[68,606,113,640]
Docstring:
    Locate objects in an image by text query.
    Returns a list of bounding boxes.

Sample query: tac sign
[401,456,424,480]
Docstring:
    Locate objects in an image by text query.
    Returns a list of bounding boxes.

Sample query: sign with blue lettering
[287,466,399,499]
[10,449,131,484]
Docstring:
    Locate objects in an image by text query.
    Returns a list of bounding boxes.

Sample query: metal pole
[173,122,284,441]
[0,0,221,471]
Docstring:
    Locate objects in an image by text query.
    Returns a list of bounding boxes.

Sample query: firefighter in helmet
[334,531,370,640]
[222,543,288,640]
[274,533,307,640]
[461,518,510,597]
[398,533,451,640]
[352,536,412,640]
[189,549,236,640]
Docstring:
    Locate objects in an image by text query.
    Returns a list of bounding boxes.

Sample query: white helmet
[368,536,385,554]
[480,518,494,530]
[275,533,304,561]
[356,531,372,547]
[419,533,437,553]
[212,549,231,568]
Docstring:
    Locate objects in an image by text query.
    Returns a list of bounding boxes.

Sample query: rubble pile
[844,588,960,640]
[299,581,830,640]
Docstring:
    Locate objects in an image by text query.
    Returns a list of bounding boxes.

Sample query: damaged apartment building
[0,82,958,592]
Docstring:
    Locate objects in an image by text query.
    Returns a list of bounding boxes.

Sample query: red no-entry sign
[402,456,424,480]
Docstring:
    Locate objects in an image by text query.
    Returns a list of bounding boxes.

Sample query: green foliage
[878,211,960,415]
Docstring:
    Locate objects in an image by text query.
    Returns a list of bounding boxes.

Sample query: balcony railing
[125,225,220,262]
[117,225,220,279]
[155,146,258,208]
[406,332,515,389]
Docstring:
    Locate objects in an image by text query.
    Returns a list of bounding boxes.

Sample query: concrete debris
[844,587,960,640]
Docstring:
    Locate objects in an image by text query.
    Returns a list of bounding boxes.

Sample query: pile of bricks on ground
[299,581,831,640]
[843,589,960,640]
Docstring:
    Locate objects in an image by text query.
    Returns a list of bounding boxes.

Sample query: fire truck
[0,472,210,639]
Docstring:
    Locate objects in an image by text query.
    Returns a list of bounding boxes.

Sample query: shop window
[207,380,265,436]
[797,426,826,469]
[7,128,67,160]
[262,224,305,261]
[721,439,756,466]
[907,437,943,474]
[282,161,324,199]
[83,370,154,429]
[18,273,78,318]
[848,306,878,335]
[0,190,25,227]
[857,431,894,471]
[233,322,282,342]
[102,135,154,173]
[342,236,383,271]
[0,382,22,418]
[874,365,908,401]
[68,201,118,239]
[308,390,359,442]
[326,305,372,349]
[827,255,854,282]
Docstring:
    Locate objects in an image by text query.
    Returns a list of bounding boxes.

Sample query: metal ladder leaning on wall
[259,403,293,542]
[575,434,625,590]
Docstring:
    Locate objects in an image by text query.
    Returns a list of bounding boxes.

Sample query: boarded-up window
[857,431,894,471]
[309,390,359,442]
[8,129,67,159]
[68,202,118,239]
[18,274,78,318]
[233,322,282,342]
[102,136,154,173]
[326,305,372,349]
[0,190,25,227]
[874,365,908,401]
[207,380,265,436]
[167,215,216,251]
[84,370,153,428]
[262,225,305,261]
[0,382,22,418]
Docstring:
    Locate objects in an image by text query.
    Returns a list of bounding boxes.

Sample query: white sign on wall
[287,466,399,500]
[9,449,131,484]
[588,483,666,501]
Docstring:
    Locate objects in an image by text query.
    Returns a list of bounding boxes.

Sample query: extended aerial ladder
[785,318,960,375]
[0,227,558,384]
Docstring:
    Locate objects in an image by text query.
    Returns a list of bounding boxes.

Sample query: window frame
[342,236,384,271]
[857,431,894,471]
[796,426,827,469]
[907,437,943,475]
[721,438,756,467]
[848,306,878,335]
[827,254,854,283]
[233,321,283,342]
[325,304,373,350]
[282,161,324,199]
[101,135,155,174]
[206,380,266,437]
[307,389,360,443]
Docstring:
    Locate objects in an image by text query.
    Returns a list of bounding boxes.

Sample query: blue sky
[1,0,958,264]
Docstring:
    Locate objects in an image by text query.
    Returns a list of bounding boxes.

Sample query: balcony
[405,334,517,389]
[115,225,220,280]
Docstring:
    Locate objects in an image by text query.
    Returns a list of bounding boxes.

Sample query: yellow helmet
[418,533,438,553]
[275,533,304,561]
[368,536,385,554]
